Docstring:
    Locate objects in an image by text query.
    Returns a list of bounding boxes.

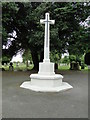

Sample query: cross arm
[50,20,55,24]
[40,19,55,24]
[40,19,45,24]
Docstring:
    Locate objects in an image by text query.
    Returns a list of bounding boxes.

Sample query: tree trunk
[40,50,44,62]
[31,49,39,70]
[26,60,28,68]
[25,50,29,69]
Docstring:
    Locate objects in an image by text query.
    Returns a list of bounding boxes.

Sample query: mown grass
[58,64,88,71]
[1,63,88,71]
[1,63,34,71]
[58,65,70,70]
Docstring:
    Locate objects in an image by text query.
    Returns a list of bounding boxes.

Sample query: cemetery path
[2,70,88,118]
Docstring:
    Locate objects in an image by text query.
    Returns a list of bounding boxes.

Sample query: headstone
[9,62,14,71]
[85,52,90,69]
[20,13,73,92]
[2,60,9,65]
[85,52,90,65]
[70,62,79,70]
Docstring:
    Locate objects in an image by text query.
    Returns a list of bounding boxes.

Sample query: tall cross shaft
[40,13,55,62]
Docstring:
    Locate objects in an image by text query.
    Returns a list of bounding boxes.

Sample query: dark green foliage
[2,2,90,69]
[61,56,70,64]
[69,55,76,62]
[2,56,10,61]
[50,50,61,63]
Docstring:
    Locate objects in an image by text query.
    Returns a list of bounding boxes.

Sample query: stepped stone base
[20,74,73,92]
[20,62,73,92]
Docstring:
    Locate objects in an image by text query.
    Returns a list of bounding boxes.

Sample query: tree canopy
[2,2,90,69]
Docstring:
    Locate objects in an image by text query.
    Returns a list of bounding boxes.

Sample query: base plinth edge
[20,81,73,92]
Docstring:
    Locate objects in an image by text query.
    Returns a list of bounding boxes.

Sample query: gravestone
[85,52,90,65]
[70,62,79,70]
[20,13,73,92]
[2,60,9,65]
[85,52,90,70]
[9,62,14,71]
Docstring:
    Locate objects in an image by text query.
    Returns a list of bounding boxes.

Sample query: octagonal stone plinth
[20,74,73,92]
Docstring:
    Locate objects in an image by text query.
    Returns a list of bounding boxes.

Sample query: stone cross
[40,13,55,62]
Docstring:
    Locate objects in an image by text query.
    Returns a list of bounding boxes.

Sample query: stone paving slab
[2,71,88,118]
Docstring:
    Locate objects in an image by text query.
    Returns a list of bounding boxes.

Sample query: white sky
[62,52,69,58]
[11,51,23,62]
[11,54,23,62]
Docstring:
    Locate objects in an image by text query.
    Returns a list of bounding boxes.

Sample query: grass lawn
[1,63,34,71]
[58,64,88,71]
[58,65,70,70]
[1,62,88,71]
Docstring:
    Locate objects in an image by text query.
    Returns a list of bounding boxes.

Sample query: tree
[61,56,70,65]
[22,49,32,68]
[50,50,61,63]
[2,2,90,70]
[69,55,76,62]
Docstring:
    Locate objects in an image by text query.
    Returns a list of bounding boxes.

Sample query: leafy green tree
[2,56,10,61]
[22,49,32,68]
[50,50,61,63]
[2,2,90,70]
[69,55,76,62]
[61,56,70,65]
